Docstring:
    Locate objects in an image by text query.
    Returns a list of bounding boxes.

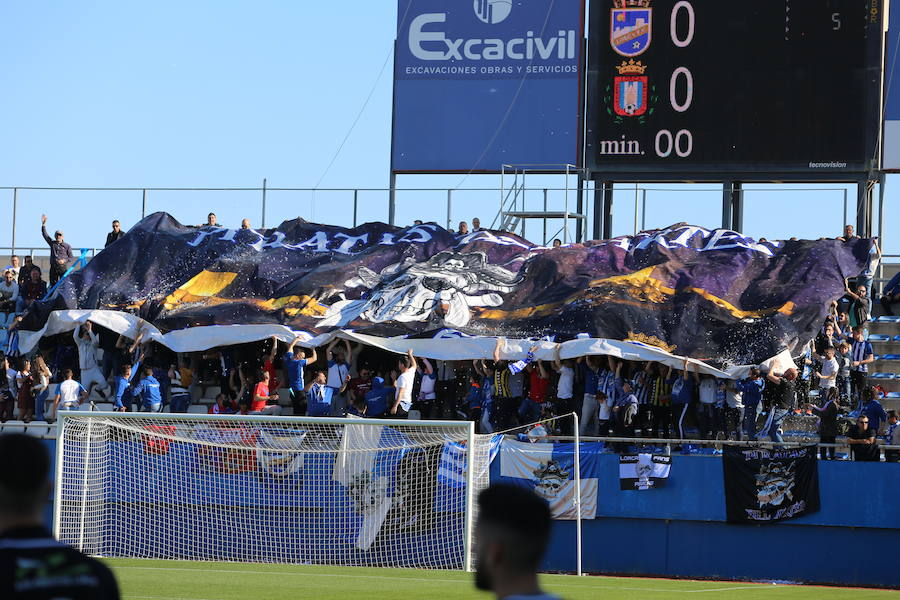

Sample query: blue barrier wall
[45,439,900,587]
[537,455,900,588]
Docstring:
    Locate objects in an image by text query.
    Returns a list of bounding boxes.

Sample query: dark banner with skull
[722,446,820,523]
[20,212,871,365]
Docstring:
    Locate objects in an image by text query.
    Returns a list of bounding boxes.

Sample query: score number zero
[655,1,694,158]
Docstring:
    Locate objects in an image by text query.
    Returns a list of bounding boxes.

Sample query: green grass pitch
[105,559,899,599]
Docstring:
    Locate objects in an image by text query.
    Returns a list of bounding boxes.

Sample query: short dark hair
[477,483,551,573]
[120,363,132,376]
[63,368,73,379]
[0,433,50,514]
[112,220,120,225]
[888,410,898,420]
[144,366,153,376]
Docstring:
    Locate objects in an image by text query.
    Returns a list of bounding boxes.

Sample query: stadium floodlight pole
[463,419,476,573]
[572,412,582,577]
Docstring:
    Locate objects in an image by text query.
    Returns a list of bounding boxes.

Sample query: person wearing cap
[40,214,74,285]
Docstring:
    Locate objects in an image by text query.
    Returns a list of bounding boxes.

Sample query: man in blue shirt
[736,368,765,440]
[669,359,698,440]
[283,336,316,417]
[364,376,395,418]
[133,366,162,413]
[112,363,136,412]
[849,327,874,409]
[305,370,339,417]
[861,387,888,435]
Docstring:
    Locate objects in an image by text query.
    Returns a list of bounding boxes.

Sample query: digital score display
[585,0,885,178]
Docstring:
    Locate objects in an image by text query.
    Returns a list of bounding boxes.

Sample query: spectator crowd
[0,218,897,461]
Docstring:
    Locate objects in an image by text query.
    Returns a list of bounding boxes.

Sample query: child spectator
[885,411,900,462]
[836,341,852,403]
[208,392,239,415]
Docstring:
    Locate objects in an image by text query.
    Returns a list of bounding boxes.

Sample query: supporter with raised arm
[416,357,438,419]
[849,326,874,408]
[168,360,192,413]
[577,355,600,436]
[696,373,720,440]
[669,359,698,441]
[648,364,673,439]
[844,279,872,333]
[736,368,765,440]
[105,220,124,247]
[392,349,417,418]
[249,370,281,415]
[112,364,134,412]
[284,336,315,417]
[847,415,879,461]
[326,338,353,416]
[73,322,110,400]
[879,270,900,315]
[808,387,839,460]
[132,366,163,413]
[52,369,88,418]
[761,368,797,445]
[610,358,639,440]
[550,349,576,435]
[40,214,74,286]
[364,375,393,418]
[521,359,549,425]
[0,270,19,313]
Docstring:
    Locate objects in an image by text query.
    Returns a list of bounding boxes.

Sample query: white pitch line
[113,566,783,594]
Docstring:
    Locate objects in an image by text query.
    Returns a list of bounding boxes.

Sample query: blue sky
[0,1,895,260]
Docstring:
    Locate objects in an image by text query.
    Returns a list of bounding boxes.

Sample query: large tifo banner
[722,446,820,524]
[19,213,871,365]
[391,0,583,171]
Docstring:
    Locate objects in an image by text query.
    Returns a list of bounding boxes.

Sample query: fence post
[446,189,452,230]
[261,178,267,228]
[141,189,147,219]
[11,188,17,256]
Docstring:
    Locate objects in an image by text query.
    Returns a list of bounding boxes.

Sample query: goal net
[54,413,488,570]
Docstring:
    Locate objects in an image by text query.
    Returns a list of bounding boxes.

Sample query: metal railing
[0,184,894,256]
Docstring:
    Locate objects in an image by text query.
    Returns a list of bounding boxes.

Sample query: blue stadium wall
[530,455,900,588]
[44,440,899,587]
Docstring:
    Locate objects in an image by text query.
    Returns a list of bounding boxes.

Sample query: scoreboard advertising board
[585,0,885,178]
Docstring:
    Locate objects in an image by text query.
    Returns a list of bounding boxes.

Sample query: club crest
[610,0,652,57]
[613,59,648,117]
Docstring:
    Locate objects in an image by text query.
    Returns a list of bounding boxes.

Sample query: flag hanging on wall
[498,439,599,519]
[722,446,820,523]
[619,453,671,490]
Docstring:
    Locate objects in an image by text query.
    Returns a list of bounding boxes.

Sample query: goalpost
[54,412,486,570]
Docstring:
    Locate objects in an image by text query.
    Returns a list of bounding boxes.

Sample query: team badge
[612,59,648,117]
[610,0,652,57]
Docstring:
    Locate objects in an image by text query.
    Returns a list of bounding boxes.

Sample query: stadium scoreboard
[585,0,885,178]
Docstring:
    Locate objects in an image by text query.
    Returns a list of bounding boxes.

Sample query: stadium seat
[884,354,900,360]
[204,386,221,399]
[187,405,208,414]
[869,334,891,341]
[871,372,896,379]
[894,335,900,342]
[887,392,900,399]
